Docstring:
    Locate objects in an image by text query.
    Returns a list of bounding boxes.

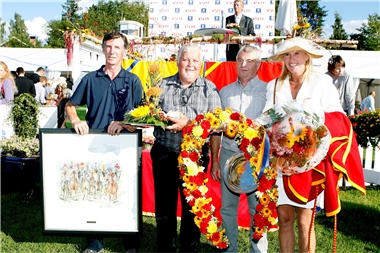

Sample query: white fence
[359,146,380,185]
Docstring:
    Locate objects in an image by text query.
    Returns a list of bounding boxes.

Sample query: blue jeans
[220,148,268,253]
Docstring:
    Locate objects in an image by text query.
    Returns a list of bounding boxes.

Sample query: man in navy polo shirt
[65,30,142,253]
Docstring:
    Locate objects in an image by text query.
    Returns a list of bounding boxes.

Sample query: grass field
[1,184,379,253]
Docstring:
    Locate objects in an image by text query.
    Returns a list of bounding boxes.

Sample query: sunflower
[210,118,221,129]
[238,122,248,132]
[225,127,237,139]
[194,216,202,226]
[259,194,270,206]
[130,105,150,118]
[262,207,272,217]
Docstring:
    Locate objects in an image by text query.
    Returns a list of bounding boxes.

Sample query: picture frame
[39,128,142,236]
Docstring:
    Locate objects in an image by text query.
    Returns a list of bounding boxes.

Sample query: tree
[350,13,380,51]
[0,18,6,45]
[5,13,33,48]
[46,20,70,48]
[298,0,327,35]
[330,12,348,40]
[84,0,149,37]
[62,0,82,28]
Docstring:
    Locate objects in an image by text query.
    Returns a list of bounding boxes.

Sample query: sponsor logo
[161,48,166,52]
[256,8,261,13]
[215,0,220,4]
[150,1,157,4]
[200,24,206,28]
[149,24,154,29]
[198,17,209,20]
[173,1,184,3]
[188,0,194,4]
[255,24,260,29]
[188,16,193,21]
[211,25,221,28]
[185,9,196,12]
[270,0,274,4]
[253,1,264,4]
[170,32,182,36]
[226,1,233,4]
[269,15,273,21]
[187,32,192,35]
[159,25,169,28]
[150,8,154,13]
[172,17,183,20]
[266,25,273,29]
[162,16,167,21]
[159,9,169,12]
[161,31,166,36]
[185,25,196,28]
[269,32,273,36]
[162,0,167,4]
[211,9,220,12]
[214,16,220,21]
[244,0,248,4]
[243,9,250,12]
[256,33,263,37]
[267,8,274,12]
[199,1,210,4]
[149,17,157,20]
[228,8,233,13]
[201,8,206,13]
[174,24,180,29]
[253,17,264,20]
[175,8,180,13]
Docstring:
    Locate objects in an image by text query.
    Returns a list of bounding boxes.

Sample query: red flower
[181,150,189,158]
[201,120,211,130]
[196,114,204,122]
[230,112,241,121]
[250,137,261,149]
[256,204,264,213]
[240,138,249,151]
[189,151,199,162]
[253,232,263,241]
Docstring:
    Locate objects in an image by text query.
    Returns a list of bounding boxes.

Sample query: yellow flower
[192,125,204,137]
[207,221,218,234]
[219,111,231,122]
[198,185,208,195]
[194,216,202,226]
[243,127,258,140]
[210,118,221,129]
[213,108,222,116]
[238,122,248,132]
[186,181,198,191]
[130,105,150,118]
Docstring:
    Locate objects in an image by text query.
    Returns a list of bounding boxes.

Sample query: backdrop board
[39,128,142,236]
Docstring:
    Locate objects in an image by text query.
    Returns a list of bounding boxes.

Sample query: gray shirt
[325,70,355,115]
[153,73,222,152]
[220,75,267,152]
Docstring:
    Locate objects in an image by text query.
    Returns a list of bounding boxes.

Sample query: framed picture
[39,128,142,235]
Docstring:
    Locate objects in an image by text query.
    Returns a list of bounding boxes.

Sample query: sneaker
[126,249,137,253]
[83,249,104,253]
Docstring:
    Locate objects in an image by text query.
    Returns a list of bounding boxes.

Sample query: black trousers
[150,142,209,252]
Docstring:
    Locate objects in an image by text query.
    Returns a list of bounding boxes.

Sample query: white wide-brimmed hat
[269,37,324,61]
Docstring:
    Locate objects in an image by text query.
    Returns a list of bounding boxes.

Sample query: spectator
[360,91,376,112]
[28,66,46,84]
[45,93,58,106]
[45,78,55,99]
[0,61,17,104]
[150,44,222,252]
[62,83,73,99]
[211,45,268,253]
[225,0,255,61]
[65,30,142,253]
[325,55,355,116]
[35,76,47,104]
[15,67,36,97]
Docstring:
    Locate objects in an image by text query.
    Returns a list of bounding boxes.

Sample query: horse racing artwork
[39,129,142,235]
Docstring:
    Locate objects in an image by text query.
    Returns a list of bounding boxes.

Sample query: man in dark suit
[225,0,255,61]
[15,67,36,97]
[28,66,45,84]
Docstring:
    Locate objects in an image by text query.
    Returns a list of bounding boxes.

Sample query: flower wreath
[178,108,279,248]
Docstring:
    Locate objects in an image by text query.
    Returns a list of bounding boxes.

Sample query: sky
[1,0,379,43]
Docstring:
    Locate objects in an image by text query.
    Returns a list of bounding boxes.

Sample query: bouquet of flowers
[142,135,155,149]
[178,108,278,247]
[226,23,242,32]
[266,102,331,175]
[122,60,170,129]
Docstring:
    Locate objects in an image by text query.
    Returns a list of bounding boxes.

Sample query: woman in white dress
[263,37,344,253]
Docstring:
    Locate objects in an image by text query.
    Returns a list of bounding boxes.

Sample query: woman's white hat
[269,37,324,61]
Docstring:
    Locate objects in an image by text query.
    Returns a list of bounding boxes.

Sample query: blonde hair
[0,61,18,94]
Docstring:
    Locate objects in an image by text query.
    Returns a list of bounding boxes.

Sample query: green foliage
[349,109,380,148]
[61,0,82,26]
[0,135,39,157]
[46,19,71,48]
[10,93,40,139]
[353,13,380,51]
[0,17,6,44]
[329,12,348,40]
[298,0,327,35]
[5,13,34,48]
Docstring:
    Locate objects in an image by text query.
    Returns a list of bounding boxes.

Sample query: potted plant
[1,93,41,195]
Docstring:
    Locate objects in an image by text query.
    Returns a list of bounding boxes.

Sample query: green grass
[1,186,379,252]
[64,105,87,129]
